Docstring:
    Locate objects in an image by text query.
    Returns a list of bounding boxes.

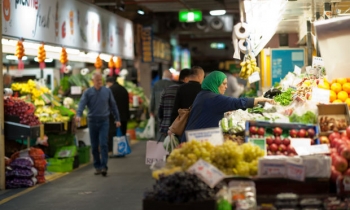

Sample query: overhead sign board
[179,10,202,22]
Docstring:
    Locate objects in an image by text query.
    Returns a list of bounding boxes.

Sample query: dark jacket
[171,81,202,123]
[109,82,130,121]
[181,90,255,142]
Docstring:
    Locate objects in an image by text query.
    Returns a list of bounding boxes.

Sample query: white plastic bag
[138,116,155,140]
[113,128,131,156]
[163,134,179,153]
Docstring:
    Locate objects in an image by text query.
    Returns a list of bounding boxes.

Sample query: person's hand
[254,97,276,105]
[75,116,81,123]
[115,121,121,127]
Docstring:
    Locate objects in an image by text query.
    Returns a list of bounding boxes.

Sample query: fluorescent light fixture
[137,9,145,15]
[6,55,28,60]
[34,57,54,63]
[209,10,226,16]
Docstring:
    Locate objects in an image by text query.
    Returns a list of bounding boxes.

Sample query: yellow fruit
[333,99,343,104]
[331,83,342,93]
[343,83,350,94]
[337,91,349,102]
[330,90,337,102]
[337,78,348,85]
[318,82,330,90]
[345,98,350,108]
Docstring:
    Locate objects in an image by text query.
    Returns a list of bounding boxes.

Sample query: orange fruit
[347,78,350,82]
[343,83,350,94]
[333,99,343,104]
[337,78,348,85]
[337,91,349,102]
[330,90,337,102]
[345,98,350,107]
[331,83,342,93]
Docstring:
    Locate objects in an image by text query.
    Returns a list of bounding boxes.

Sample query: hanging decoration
[94,55,103,71]
[108,56,115,76]
[60,47,68,73]
[114,56,122,75]
[15,40,25,70]
[37,43,46,69]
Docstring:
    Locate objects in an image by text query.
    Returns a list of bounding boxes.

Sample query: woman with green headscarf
[180,71,274,142]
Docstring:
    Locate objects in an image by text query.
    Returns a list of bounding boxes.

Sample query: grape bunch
[144,172,216,203]
[166,141,214,170]
[4,97,41,126]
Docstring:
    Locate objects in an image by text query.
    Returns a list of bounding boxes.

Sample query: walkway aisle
[0,141,154,210]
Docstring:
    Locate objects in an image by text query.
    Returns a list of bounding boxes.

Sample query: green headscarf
[201,71,227,94]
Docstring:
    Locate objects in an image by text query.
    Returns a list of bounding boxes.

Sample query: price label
[312,56,324,69]
[186,128,223,146]
[286,162,305,182]
[260,163,286,177]
[311,87,330,103]
[294,65,302,75]
[188,159,225,188]
[309,144,330,155]
[248,72,260,84]
[71,86,82,95]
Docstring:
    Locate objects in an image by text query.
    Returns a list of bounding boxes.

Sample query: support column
[315,12,321,57]
[0,0,5,190]
[307,21,313,66]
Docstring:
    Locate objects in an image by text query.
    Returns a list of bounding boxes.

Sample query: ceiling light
[34,57,54,63]
[209,10,226,16]
[6,55,28,60]
[137,9,145,15]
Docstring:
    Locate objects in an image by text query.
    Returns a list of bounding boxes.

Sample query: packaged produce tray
[245,121,320,144]
[142,199,217,210]
[4,121,40,140]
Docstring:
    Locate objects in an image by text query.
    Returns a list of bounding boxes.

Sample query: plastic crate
[46,157,74,172]
[78,146,91,164]
[54,145,77,158]
[47,134,75,157]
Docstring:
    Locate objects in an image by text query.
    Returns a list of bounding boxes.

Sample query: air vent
[196,19,208,30]
[181,22,191,29]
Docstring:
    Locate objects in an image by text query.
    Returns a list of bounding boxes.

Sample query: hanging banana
[239,53,260,80]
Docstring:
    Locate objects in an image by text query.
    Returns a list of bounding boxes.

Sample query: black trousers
[108,120,128,152]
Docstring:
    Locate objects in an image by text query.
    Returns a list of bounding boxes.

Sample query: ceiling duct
[210,17,224,30]
[196,19,208,30]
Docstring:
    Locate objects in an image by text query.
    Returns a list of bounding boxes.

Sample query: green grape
[233,162,250,176]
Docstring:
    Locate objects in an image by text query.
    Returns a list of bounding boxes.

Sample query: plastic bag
[10,157,34,170]
[113,127,131,156]
[163,134,179,153]
[136,116,155,140]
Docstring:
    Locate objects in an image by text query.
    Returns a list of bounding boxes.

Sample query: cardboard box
[317,104,350,136]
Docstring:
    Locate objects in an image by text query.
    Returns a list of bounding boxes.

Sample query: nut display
[319,116,347,132]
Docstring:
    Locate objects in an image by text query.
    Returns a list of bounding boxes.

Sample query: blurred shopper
[106,76,130,152]
[3,73,12,89]
[225,69,244,98]
[150,69,175,139]
[158,69,191,141]
[76,72,121,176]
[170,66,205,123]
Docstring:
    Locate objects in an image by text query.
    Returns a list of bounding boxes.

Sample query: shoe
[94,169,101,175]
[101,168,107,177]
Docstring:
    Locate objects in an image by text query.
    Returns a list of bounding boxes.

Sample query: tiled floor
[0,141,154,210]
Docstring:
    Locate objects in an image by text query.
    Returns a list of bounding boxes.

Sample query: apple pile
[249,126,266,137]
[4,97,41,126]
[266,136,297,156]
[328,127,350,183]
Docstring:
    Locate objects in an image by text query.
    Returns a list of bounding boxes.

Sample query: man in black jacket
[106,76,130,152]
[170,66,205,124]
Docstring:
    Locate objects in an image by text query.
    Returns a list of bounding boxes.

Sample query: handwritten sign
[286,162,305,182]
[187,159,225,188]
[311,87,330,103]
[71,86,82,95]
[294,65,302,75]
[260,163,286,177]
[248,72,260,84]
[312,56,324,69]
[186,127,224,146]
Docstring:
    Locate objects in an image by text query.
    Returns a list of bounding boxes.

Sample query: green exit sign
[179,10,202,22]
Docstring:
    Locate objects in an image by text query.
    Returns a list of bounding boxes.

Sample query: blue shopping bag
[113,128,131,156]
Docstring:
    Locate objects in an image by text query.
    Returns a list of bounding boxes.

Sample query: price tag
[309,144,330,155]
[249,138,266,153]
[260,163,286,177]
[187,159,225,188]
[286,162,305,182]
[290,138,311,148]
[248,72,260,84]
[312,56,324,69]
[294,147,311,156]
[186,128,223,146]
[294,65,302,75]
[71,86,82,95]
[311,87,330,103]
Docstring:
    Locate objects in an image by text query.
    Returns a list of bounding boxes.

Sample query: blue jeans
[88,118,110,170]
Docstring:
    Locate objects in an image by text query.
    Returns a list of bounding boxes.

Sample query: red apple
[346,126,350,138]
[283,151,289,156]
[270,143,278,152]
[283,138,291,146]
[275,136,282,145]
[333,155,348,173]
[339,145,350,160]
[266,136,273,145]
[341,131,348,138]
[267,150,272,156]
[329,132,341,143]
[298,129,307,138]
[330,148,338,154]
[287,145,296,154]
[331,165,343,182]
[332,138,343,148]
[289,129,298,138]
[307,128,315,138]
[249,126,258,135]
[344,168,350,176]
[273,127,283,136]
[279,144,287,152]
[257,127,265,136]
[341,135,349,142]
[276,151,282,156]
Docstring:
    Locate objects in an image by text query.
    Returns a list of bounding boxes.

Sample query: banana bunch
[239,53,260,80]
[34,99,45,106]
[35,106,70,123]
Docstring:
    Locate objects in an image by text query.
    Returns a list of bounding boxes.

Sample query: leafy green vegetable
[289,111,317,124]
[273,88,294,106]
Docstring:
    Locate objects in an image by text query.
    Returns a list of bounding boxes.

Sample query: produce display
[319,116,348,132]
[11,80,50,102]
[289,111,317,124]
[35,106,71,123]
[4,97,40,126]
[273,88,294,106]
[124,81,148,108]
[165,141,264,176]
